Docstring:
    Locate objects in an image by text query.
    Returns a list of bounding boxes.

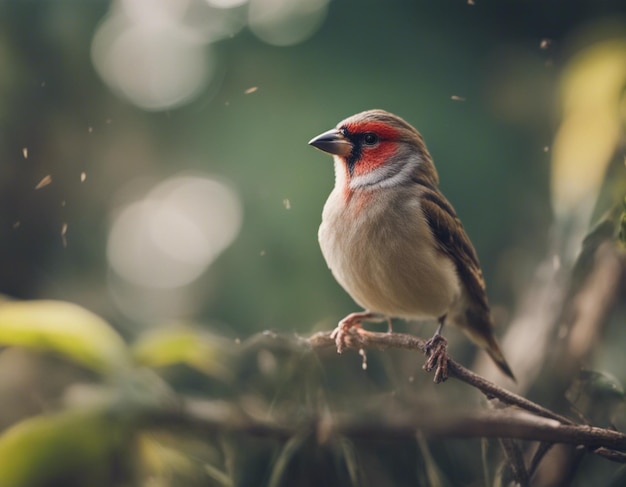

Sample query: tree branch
[60,326,626,466]
[136,396,626,463]
[308,329,572,424]
[305,328,626,463]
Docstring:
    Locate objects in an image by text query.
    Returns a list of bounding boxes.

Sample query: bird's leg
[423,315,450,383]
[331,311,386,353]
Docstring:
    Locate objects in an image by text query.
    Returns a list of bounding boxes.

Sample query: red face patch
[342,121,400,178]
[344,121,399,141]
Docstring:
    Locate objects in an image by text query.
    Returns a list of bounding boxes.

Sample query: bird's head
[309,109,438,191]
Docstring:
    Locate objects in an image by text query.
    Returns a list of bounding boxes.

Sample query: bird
[308,109,515,382]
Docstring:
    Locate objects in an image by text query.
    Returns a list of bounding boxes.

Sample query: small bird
[308,109,514,381]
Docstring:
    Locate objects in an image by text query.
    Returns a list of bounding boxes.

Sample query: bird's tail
[459,312,516,381]
[454,305,516,381]
[483,335,516,382]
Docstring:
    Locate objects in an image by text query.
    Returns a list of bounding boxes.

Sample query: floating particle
[234,338,241,345]
[543,146,550,153]
[88,126,93,133]
[282,198,291,210]
[12,221,20,229]
[61,223,68,248]
[244,86,258,95]
[61,200,66,207]
[22,147,28,159]
[35,175,52,190]
[359,348,368,370]
[105,118,112,124]
[467,0,475,4]
[540,38,551,49]
[259,250,266,256]
[80,172,86,182]
[451,95,466,102]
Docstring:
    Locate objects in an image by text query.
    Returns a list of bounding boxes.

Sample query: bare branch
[58,326,626,466]
[308,329,573,424]
[136,396,626,463]
[303,328,626,463]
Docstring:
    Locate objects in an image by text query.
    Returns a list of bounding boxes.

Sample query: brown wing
[418,187,490,315]
[411,180,515,380]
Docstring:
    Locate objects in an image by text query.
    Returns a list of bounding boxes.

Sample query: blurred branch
[136,395,626,463]
[490,156,626,394]
[127,327,625,463]
[561,237,625,368]
[499,438,529,486]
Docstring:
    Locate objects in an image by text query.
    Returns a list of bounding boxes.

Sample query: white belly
[319,188,460,319]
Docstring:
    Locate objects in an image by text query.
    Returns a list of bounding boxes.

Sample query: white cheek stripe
[349,153,422,189]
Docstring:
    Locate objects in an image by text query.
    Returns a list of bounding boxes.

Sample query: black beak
[308,128,352,156]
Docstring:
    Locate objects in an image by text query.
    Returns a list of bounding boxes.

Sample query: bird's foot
[330,311,375,353]
[423,334,449,383]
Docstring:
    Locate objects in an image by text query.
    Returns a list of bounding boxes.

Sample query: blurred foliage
[0,407,128,487]
[0,0,625,486]
[566,369,625,427]
[0,300,129,374]
[550,38,626,217]
[132,326,234,379]
[618,197,626,250]
[0,299,233,486]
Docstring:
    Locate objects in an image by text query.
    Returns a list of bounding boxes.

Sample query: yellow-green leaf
[132,327,233,379]
[137,432,232,486]
[618,197,626,249]
[0,409,126,487]
[0,300,129,374]
[551,39,626,216]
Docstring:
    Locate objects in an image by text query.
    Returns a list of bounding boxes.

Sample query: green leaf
[416,431,449,487]
[132,326,233,378]
[567,369,625,403]
[137,432,232,486]
[267,431,309,487]
[0,300,130,374]
[566,369,625,426]
[334,437,360,487]
[0,408,126,487]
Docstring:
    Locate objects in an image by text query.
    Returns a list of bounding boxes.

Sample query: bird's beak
[308,128,352,157]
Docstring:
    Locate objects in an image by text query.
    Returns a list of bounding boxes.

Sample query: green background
[0,1,625,485]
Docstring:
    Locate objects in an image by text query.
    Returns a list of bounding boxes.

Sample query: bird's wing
[417,186,490,315]
[413,180,515,381]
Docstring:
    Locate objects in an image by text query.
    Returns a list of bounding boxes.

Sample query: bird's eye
[363,133,378,145]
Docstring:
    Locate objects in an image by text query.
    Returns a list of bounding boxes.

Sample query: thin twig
[306,328,626,464]
[308,329,573,424]
[528,442,554,479]
[499,437,529,487]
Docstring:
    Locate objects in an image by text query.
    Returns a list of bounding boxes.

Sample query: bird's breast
[319,187,461,319]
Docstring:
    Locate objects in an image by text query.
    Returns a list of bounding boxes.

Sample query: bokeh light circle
[91,12,214,110]
[205,0,248,8]
[107,175,243,289]
[248,0,329,46]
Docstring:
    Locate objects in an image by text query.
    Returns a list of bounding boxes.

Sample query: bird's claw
[330,319,363,353]
[423,334,449,383]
